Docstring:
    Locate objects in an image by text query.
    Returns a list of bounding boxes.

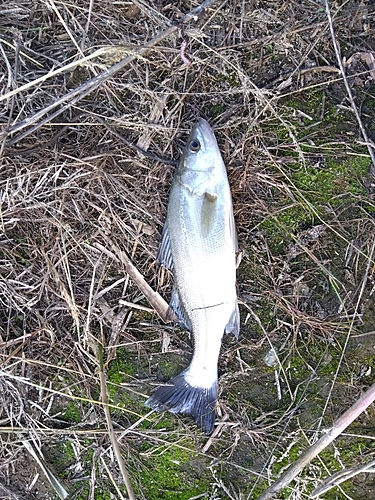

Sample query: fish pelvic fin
[225,300,240,338]
[169,285,192,331]
[145,370,217,435]
[157,222,173,270]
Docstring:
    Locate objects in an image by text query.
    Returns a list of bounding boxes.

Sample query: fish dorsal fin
[157,222,174,270]
[225,300,240,338]
[170,285,191,331]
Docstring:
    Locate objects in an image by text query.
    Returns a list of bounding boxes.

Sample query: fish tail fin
[145,370,217,435]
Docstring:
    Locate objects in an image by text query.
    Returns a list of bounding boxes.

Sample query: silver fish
[146,118,239,434]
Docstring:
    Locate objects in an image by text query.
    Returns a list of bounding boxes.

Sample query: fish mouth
[192,118,217,150]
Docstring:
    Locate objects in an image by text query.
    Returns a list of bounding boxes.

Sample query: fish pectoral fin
[170,285,192,331]
[157,222,174,270]
[201,191,219,236]
[204,191,218,202]
[225,300,240,338]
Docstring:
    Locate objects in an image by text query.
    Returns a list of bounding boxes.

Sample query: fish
[145,118,239,434]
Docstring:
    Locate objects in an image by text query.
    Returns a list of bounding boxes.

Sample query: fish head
[178,118,226,197]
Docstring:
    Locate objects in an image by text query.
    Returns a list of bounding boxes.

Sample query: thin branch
[256,382,375,500]
[93,240,173,323]
[0,46,109,103]
[311,458,375,497]
[1,0,217,147]
[23,439,69,499]
[75,112,178,165]
[98,343,135,500]
[324,0,375,177]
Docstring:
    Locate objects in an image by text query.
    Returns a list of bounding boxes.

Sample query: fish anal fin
[225,300,240,338]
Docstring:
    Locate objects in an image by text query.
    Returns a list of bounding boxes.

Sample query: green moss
[61,401,82,423]
[257,152,370,256]
[272,444,303,476]
[107,349,136,384]
[50,441,75,473]
[208,103,225,118]
[259,205,310,254]
[106,380,145,421]
[156,352,187,380]
[292,156,369,206]
[139,445,210,500]
[45,439,106,498]
[88,489,113,500]
[105,348,149,423]
[314,441,375,499]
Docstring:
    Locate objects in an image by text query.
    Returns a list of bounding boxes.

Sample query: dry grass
[1,0,375,499]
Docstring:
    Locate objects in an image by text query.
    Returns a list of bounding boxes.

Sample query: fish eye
[188,139,201,153]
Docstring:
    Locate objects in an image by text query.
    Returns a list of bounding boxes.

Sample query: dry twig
[324,0,375,178]
[1,0,218,148]
[256,383,375,499]
[93,240,172,322]
[98,343,135,500]
[311,458,375,497]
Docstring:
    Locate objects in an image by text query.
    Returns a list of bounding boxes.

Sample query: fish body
[145,118,239,434]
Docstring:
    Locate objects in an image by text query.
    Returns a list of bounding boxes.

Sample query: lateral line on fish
[191,302,225,311]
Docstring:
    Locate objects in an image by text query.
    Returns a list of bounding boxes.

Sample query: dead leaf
[346,51,375,80]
